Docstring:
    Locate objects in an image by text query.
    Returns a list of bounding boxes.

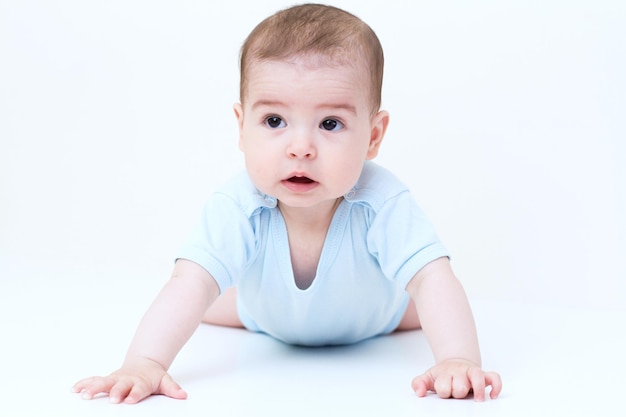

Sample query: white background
[1,1,625,415]
[2,0,624,309]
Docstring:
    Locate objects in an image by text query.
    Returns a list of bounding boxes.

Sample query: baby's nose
[286,135,316,159]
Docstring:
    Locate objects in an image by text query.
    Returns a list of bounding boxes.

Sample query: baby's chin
[276,195,345,211]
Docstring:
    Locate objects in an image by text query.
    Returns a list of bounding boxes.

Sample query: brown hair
[239,4,384,113]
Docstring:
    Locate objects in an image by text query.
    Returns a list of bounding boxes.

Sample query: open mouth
[287,176,315,184]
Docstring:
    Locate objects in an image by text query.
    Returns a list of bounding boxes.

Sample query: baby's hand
[411,358,502,401]
[72,357,187,404]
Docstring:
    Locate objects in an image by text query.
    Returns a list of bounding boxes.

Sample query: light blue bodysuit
[179,161,449,346]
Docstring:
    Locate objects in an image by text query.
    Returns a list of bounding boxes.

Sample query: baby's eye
[265,116,286,129]
[320,118,344,131]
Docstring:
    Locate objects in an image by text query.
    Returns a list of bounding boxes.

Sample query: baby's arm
[405,257,502,401]
[73,259,220,404]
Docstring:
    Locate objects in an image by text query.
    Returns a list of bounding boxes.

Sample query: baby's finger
[468,367,486,401]
[72,377,94,393]
[109,379,134,404]
[124,382,153,404]
[158,373,188,400]
[485,372,503,399]
[451,375,471,399]
[411,373,434,397]
[434,374,453,399]
[73,376,107,393]
[75,377,116,400]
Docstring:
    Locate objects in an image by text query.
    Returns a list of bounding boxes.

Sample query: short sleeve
[177,192,257,293]
[366,191,449,289]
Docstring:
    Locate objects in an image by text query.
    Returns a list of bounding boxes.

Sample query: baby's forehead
[246,56,367,91]
[242,53,378,112]
[245,53,371,90]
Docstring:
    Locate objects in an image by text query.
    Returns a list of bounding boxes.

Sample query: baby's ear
[366,110,389,160]
[233,103,244,149]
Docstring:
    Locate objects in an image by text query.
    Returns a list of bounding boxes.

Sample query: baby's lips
[287,176,315,184]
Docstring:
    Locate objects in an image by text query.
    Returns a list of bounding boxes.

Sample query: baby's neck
[277,198,342,230]
[278,198,343,290]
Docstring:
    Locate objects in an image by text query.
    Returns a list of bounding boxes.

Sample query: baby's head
[235,4,389,209]
[239,3,384,115]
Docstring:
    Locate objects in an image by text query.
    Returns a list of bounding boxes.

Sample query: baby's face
[235,56,388,211]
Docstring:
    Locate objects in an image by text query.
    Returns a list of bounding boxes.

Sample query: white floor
[2,272,624,417]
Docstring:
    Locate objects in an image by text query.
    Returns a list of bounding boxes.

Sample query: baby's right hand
[72,357,187,404]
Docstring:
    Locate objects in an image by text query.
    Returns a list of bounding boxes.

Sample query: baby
[73,3,501,403]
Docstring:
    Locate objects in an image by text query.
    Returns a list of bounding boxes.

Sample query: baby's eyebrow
[251,99,285,111]
[317,102,357,116]
[250,99,357,116]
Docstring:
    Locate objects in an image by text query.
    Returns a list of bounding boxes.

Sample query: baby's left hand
[412,358,502,401]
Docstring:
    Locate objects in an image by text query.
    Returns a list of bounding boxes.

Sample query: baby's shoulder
[347,162,409,211]
[211,171,277,218]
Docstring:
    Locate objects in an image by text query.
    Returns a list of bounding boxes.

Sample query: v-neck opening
[272,200,350,293]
